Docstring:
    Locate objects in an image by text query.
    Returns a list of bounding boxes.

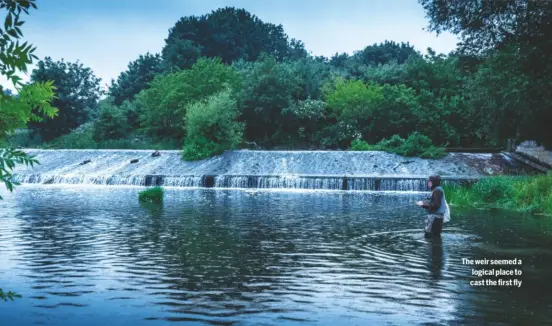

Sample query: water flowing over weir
[12,149,537,191]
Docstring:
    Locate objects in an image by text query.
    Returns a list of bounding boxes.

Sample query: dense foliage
[183,89,244,160]
[351,133,447,159]
[6,4,552,159]
[162,7,306,69]
[109,53,164,105]
[28,57,102,141]
[419,0,552,147]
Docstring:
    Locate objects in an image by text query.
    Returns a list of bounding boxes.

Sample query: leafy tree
[93,98,129,141]
[136,57,241,141]
[281,57,333,101]
[237,55,298,145]
[329,52,351,70]
[419,0,552,146]
[109,52,165,105]
[162,7,304,69]
[322,78,383,145]
[162,38,202,70]
[368,84,419,142]
[281,99,327,147]
[29,57,102,140]
[360,61,407,85]
[418,0,552,56]
[464,46,531,145]
[355,41,419,66]
[183,89,244,160]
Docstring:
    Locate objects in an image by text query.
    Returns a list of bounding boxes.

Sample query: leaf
[4,13,12,31]
[7,28,18,38]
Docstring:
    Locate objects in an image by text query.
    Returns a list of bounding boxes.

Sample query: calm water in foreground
[1,185,552,325]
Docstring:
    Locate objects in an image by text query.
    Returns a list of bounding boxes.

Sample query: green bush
[377,134,406,149]
[138,187,164,204]
[182,89,244,161]
[351,139,379,151]
[93,99,129,141]
[350,133,446,159]
[136,57,242,141]
[48,122,96,149]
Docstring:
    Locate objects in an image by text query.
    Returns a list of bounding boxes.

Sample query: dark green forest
[4,2,552,160]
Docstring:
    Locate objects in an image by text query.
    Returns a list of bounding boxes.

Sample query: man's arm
[422,190,442,211]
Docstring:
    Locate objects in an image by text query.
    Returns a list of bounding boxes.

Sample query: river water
[1,185,551,325]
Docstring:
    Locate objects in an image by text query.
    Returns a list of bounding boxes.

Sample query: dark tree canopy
[355,41,419,66]
[29,57,102,140]
[419,0,552,146]
[109,52,165,105]
[162,7,306,69]
[419,0,552,56]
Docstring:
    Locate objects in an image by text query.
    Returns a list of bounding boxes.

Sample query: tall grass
[443,173,552,215]
[138,187,164,204]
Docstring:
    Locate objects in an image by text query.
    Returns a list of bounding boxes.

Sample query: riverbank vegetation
[2,2,552,160]
[351,133,447,159]
[443,173,552,216]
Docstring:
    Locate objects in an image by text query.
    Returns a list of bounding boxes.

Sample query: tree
[93,98,129,141]
[109,53,165,106]
[135,57,241,141]
[183,89,244,160]
[162,7,303,69]
[281,99,327,147]
[419,0,552,146]
[418,0,552,56]
[368,84,419,142]
[321,78,383,147]
[465,46,531,145]
[29,57,102,140]
[237,55,298,145]
[355,41,419,66]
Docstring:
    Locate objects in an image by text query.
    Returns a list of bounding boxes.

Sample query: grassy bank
[443,173,552,215]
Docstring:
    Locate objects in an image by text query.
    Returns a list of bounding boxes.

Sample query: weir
[11,149,538,191]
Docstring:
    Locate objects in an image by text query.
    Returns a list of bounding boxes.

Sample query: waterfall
[10,149,535,191]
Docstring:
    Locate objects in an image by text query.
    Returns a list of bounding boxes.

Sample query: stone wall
[515,141,552,167]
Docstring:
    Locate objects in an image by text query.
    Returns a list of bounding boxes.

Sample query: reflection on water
[0,185,551,325]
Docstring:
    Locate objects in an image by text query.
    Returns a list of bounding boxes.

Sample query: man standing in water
[416,175,447,238]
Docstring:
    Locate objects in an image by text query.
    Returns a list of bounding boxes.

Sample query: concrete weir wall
[11,149,541,191]
[516,142,552,168]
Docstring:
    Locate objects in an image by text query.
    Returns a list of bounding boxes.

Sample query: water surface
[1,186,551,325]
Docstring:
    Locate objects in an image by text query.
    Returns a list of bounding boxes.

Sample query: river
[1,185,551,325]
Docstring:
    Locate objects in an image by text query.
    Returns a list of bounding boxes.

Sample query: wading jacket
[422,186,445,215]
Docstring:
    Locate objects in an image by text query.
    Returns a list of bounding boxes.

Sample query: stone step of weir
[13,173,480,191]
[504,152,550,173]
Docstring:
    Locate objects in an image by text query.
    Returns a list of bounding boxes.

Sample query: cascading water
[11,149,538,191]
